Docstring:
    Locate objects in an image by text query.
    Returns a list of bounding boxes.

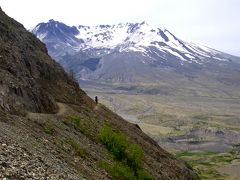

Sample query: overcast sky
[1,0,240,56]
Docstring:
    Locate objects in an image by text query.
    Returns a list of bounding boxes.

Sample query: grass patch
[98,126,128,160]
[66,138,86,157]
[198,168,225,180]
[176,151,237,180]
[65,116,81,126]
[211,154,234,164]
[99,161,136,180]
[98,126,152,180]
[64,116,90,136]
[43,120,55,134]
[176,151,218,158]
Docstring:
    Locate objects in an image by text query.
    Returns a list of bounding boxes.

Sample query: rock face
[0,9,86,114]
[0,7,198,179]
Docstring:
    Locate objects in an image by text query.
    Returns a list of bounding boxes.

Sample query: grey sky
[1,0,239,56]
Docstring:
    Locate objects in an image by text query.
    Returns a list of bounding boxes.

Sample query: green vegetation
[126,144,144,172]
[176,151,218,158]
[65,116,81,126]
[176,151,239,180]
[64,116,90,136]
[98,126,128,160]
[66,138,86,157]
[99,161,136,180]
[43,120,55,134]
[98,126,152,180]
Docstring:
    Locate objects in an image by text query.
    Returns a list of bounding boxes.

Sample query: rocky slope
[0,7,197,179]
[0,12,89,115]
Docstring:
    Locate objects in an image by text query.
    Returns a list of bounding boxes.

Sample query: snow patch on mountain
[74,21,225,63]
[37,32,48,41]
[162,47,187,61]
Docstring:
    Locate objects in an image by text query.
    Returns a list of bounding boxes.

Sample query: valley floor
[86,88,240,180]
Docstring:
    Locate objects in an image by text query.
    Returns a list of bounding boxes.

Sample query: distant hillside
[0,7,198,179]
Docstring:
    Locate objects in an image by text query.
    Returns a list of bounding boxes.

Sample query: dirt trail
[56,103,66,115]
[94,105,99,110]
[28,102,67,119]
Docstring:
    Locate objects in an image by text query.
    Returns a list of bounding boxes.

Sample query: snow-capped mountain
[32,20,234,64]
[75,21,226,64]
[31,20,240,96]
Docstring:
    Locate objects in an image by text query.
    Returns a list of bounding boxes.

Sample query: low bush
[126,144,143,172]
[98,126,128,160]
[98,126,153,180]
[137,169,153,180]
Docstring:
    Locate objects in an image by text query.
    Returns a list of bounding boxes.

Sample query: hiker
[95,96,98,104]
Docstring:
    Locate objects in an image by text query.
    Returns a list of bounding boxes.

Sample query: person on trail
[95,96,98,105]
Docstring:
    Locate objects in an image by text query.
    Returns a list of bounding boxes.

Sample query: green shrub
[126,144,143,172]
[137,169,153,180]
[98,126,153,180]
[98,126,128,160]
[99,161,136,180]
[111,162,136,180]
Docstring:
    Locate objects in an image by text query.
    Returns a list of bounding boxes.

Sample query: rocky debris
[0,142,83,180]
[0,111,110,180]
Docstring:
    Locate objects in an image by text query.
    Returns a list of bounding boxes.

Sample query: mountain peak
[48,19,56,23]
[32,19,80,43]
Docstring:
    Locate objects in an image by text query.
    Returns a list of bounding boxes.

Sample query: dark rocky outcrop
[0,8,88,114]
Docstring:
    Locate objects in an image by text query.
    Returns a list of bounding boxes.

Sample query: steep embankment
[0,7,89,114]
[0,7,197,179]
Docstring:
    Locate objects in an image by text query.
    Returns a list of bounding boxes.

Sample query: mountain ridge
[32,19,240,63]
